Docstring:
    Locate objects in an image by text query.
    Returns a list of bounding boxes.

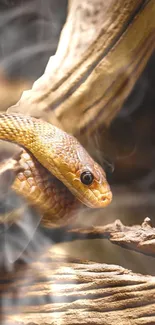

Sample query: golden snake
[0,114,112,227]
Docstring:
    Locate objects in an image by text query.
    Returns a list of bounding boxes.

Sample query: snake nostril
[101,195,106,201]
[101,191,112,203]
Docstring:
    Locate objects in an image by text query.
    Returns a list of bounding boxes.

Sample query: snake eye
[80,171,94,185]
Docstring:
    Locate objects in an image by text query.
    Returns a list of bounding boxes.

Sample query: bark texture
[8,0,155,140]
[68,217,155,256]
[1,253,155,325]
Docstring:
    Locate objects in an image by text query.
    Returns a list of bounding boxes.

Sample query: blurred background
[0,0,154,276]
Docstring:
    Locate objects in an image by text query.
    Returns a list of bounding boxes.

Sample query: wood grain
[1,253,155,325]
[8,1,155,140]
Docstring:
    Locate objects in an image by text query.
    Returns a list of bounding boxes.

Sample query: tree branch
[7,0,155,140]
[67,217,155,257]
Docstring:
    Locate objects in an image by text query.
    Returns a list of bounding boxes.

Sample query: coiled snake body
[0,114,112,227]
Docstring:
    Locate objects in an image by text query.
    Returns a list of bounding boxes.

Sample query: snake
[0,113,112,228]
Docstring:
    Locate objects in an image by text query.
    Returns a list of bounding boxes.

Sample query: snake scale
[0,114,112,227]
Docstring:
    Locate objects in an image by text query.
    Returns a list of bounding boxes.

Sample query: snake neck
[0,113,38,149]
[0,113,59,173]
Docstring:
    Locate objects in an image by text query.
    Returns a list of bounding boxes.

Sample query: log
[1,253,155,325]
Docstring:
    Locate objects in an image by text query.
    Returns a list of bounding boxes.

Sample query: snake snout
[99,190,113,207]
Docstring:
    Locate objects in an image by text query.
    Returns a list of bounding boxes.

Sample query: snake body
[0,114,112,227]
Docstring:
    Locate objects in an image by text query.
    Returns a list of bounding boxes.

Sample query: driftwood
[1,253,155,325]
[8,0,155,140]
[0,0,155,324]
[67,217,155,257]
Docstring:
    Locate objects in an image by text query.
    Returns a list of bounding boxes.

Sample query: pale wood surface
[2,253,155,325]
[8,0,155,140]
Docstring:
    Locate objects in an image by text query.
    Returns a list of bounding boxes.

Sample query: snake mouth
[99,190,113,207]
[80,190,112,209]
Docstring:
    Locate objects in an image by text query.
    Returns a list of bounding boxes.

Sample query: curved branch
[7,0,155,139]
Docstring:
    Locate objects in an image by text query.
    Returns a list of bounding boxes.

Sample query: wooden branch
[67,217,155,257]
[7,0,155,140]
[1,253,154,325]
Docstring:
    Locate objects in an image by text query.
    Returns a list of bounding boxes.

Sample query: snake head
[51,133,112,209]
[0,114,111,211]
